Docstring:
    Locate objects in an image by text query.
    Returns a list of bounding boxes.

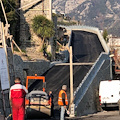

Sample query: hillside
[53,0,120,36]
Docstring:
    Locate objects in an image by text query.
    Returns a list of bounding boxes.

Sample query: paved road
[66,111,120,120]
[26,111,120,120]
[71,30,104,63]
[28,65,92,108]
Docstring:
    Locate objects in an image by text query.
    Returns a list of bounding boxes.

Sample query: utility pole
[66,46,75,117]
[70,46,73,103]
[69,46,75,117]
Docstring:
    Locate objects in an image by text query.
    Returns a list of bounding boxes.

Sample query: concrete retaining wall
[74,53,111,116]
[13,55,50,85]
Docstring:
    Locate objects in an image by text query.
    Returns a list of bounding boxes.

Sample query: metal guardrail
[74,52,110,108]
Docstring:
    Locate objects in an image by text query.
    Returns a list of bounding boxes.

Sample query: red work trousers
[12,98,25,120]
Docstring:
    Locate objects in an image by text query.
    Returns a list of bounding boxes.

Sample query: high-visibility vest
[48,97,52,106]
[58,90,68,106]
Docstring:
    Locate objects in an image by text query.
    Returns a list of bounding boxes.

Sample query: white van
[99,80,120,107]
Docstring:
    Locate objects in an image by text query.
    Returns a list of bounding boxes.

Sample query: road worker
[9,77,28,120]
[48,91,54,117]
[58,85,68,120]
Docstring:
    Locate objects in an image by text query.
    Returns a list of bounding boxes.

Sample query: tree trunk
[40,37,45,50]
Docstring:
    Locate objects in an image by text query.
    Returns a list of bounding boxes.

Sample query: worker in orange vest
[58,85,68,120]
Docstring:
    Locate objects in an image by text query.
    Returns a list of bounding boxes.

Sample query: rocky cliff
[53,0,120,36]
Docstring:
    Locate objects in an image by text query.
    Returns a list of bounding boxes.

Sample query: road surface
[66,111,120,120]
[71,30,104,62]
[26,111,120,120]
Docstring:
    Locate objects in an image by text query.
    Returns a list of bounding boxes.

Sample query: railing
[74,52,110,108]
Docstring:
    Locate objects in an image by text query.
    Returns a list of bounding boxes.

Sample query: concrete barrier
[74,53,111,116]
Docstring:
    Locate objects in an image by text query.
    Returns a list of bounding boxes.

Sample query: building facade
[20,0,52,47]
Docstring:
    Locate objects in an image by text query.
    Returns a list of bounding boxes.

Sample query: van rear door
[99,80,120,107]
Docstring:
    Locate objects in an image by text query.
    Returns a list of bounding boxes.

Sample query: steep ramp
[29,29,105,110]
[71,30,104,63]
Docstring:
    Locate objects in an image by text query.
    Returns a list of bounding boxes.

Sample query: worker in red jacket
[9,77,28,120]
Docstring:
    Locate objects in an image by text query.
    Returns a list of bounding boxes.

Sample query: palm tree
[103,29,108,43]
[32,15,55,49]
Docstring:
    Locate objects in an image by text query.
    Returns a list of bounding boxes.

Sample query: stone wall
[76,59,111,116]
[13,55,50,85]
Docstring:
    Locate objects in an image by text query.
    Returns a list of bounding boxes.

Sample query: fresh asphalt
[28,30,104,118]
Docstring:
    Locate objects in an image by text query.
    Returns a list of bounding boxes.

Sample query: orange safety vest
[48,97,52,106]
[58,90,68,106]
